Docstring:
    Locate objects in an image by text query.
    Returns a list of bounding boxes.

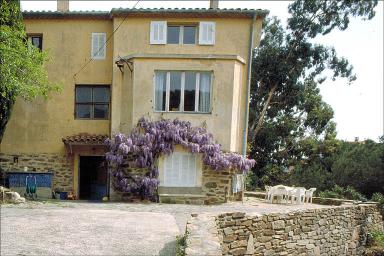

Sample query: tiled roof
[62,133,109,145]
[23,8,269,19]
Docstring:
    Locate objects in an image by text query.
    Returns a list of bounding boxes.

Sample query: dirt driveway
[0,199,330,255]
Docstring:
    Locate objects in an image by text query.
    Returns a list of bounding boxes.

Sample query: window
[167,25,197,44]
[75,86,110,119]
[163,152,198,187]
[91,33,106,59]
[154,71,212,113]
[28,35,42,51]
[150,21,214,45]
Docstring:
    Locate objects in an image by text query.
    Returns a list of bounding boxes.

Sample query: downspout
[242,13,256,156]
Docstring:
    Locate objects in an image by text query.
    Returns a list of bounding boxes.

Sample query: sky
[20,0,384,142]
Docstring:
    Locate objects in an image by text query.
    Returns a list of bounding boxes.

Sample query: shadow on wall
[159,240,177,256]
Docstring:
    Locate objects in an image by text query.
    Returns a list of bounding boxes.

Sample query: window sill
[159,193,205,198]
[154,111,211,115]
[75,118,110,120]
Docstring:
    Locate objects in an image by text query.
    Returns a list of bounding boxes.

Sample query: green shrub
[371,193,384,211]
[368,230,384,248]
[372,193,384,203]
[318,190,340,199]
[318,185,367,201]
[176,234,187,256]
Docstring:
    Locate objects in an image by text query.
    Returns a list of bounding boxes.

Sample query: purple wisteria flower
[105,118,256,199]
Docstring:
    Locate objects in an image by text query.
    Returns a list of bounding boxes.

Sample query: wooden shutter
[199,22,215,45]
[150,21,167,44]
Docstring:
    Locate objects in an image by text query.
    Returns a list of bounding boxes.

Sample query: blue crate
[7,172,53,188]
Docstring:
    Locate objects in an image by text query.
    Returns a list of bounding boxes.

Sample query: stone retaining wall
[0,153,72,191]
[215,204,384,255]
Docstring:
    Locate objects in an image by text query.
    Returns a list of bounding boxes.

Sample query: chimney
[209,0,219,9]
[57,0,69,12]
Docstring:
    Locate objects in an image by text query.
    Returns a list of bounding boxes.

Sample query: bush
[318,185,367,201]
[176,234,187,256]
[371,193,384,210]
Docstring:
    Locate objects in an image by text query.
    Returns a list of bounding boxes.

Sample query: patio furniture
[288,187,306,204]
[269,185,289,204]
[305,188,317,203]
[265,186,271,200]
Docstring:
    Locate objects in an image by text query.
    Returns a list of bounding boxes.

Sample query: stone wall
[215,204,384,255]
[0,153,72,191]
[202,168,241,205]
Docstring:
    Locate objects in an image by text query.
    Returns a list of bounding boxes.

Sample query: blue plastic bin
[59,192,68,200]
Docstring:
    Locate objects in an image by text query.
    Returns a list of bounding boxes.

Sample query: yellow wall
[111,16,263,152]
[1,19,113,154]
[1,15,263,155]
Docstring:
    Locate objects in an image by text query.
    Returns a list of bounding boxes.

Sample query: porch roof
[62,133,109,146]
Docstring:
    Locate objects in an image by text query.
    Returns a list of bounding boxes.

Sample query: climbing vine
[105,118,255,199]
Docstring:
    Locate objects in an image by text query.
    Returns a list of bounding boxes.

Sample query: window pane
[76,104,91,118]
[76,87,92,103]
[183,26,196,44]
[31,36,42,50]
[199,72,211,112]
[93,87,110,102]
[94,104,109,119]
[167,26,180,44]
[169,71,181,111]
[155,72,167,111]
[184,72,196,111]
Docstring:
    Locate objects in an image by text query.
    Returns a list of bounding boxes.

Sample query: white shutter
[163,153,198,187]
[91,33,106,59]
[150,21,167,44]
[199,21,215,45]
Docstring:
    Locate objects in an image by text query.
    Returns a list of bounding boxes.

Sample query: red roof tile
[62,133,108,145]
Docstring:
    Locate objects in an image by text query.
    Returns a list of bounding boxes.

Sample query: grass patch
[366,230,384,256]
[175,234,187,256]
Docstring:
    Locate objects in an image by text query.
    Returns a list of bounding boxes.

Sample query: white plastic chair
[265,186,271,201]
[270,185,288,204]
[288,187,306,204]
[305,188,316,203]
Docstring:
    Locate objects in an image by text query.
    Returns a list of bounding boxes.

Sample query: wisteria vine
[105,118,256,199]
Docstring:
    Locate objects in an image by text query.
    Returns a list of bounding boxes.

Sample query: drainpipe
[242,13,256,156]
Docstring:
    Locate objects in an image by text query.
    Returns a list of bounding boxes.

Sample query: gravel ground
[0,198,331,256]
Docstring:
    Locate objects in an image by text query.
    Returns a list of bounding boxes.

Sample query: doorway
[79,156,108,200]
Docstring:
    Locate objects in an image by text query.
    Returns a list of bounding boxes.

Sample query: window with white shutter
[91,33,106,59]
[163,152,198,187]
[199,21,215,45]
[150,21,167,44]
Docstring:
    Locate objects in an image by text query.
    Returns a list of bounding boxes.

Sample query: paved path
[0,198,332,255]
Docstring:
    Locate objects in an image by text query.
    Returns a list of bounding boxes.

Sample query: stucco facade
[0,8,267,202]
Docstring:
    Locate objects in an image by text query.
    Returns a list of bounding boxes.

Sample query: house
[0,0,268,204]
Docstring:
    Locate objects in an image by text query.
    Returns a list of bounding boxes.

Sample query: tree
[331,139,384,197]
[0,0,59,142]
[247,0,378,188]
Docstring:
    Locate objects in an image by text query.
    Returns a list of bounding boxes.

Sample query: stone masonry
[215,204,384,256]
[0,153,72,191]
